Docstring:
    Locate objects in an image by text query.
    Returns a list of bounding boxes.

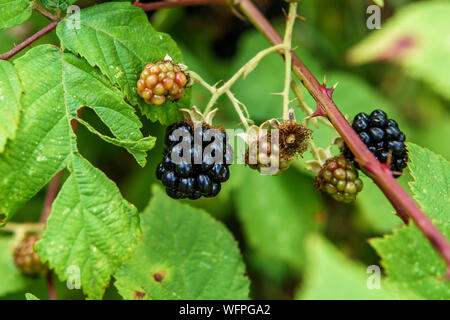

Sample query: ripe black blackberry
[13,235,48,277]
[156,121,233,199]
[343,109,408,178]
[314,156,363,203]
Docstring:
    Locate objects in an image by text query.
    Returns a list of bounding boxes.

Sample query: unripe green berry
[345,181,357,194]
[336,180,346,192]
[314,155,364,203]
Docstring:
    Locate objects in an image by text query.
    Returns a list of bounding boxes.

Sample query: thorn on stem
[314,78,337,118]
[304,105,326,120]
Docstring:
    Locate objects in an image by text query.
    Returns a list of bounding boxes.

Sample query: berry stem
[187,71,216,95]
[203,43,288,115]
[0,222,43,234]
[0,21,58,61]
[133,0,228,11]
[31,2,60,21]
[189,71,251,128]
[38,171,63,301]
[47,273,57,300]
[226,90,251,129]
[40,171,63,224]
[281,3,297,120]
[237,0,450,273]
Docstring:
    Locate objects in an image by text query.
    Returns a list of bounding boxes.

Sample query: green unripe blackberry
[13,235,48,277]
[314,156,363,203]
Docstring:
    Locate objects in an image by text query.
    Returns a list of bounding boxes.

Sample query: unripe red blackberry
[13,235,48,277]
[314,156,363,203]
[137,60,188,105]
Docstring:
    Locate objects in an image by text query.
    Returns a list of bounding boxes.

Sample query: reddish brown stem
[39,172,62,301]
[46,273,57,300]
[40,171,63,224]
[133,0,227,11]
[31,3,59,21]
[237,0,450,273]
[40,170,64,301]
[0,21,58,61]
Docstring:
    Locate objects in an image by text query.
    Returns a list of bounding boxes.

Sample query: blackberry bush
[13,235,48,277]
[343,109,408,178]
[137,60,188,105]
[314,155,363,203]
[156,120,233,199]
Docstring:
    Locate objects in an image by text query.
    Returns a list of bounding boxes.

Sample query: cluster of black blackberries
[156,121,233,199]
[343,109,408,178]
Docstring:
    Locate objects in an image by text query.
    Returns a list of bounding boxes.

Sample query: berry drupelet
[343,109,408,178]
[314,156,363,203]
[156,121,233,199]
[245,133,290,175]
[137,60,188,105]
[13,235,48,276]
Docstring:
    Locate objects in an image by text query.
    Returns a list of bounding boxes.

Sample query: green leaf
[373,0,384,7]
[0,45,144,298]
[0,0,32,30]
[407,143,450,223]
[36,154,141,300]
[25,292,40,300]
[76,117,156,153]
[0,45,152,224]
[57,1,190,125]
[297,235,403,300]
[41,0,76,11]
[370,144,450,299]
[0,60,23,153]
[347,1,450,100]
[0,236,42,297]
[370,222,450,300]
[234,166,321,271]
[115,185,250,300]
[355,175,405,233]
